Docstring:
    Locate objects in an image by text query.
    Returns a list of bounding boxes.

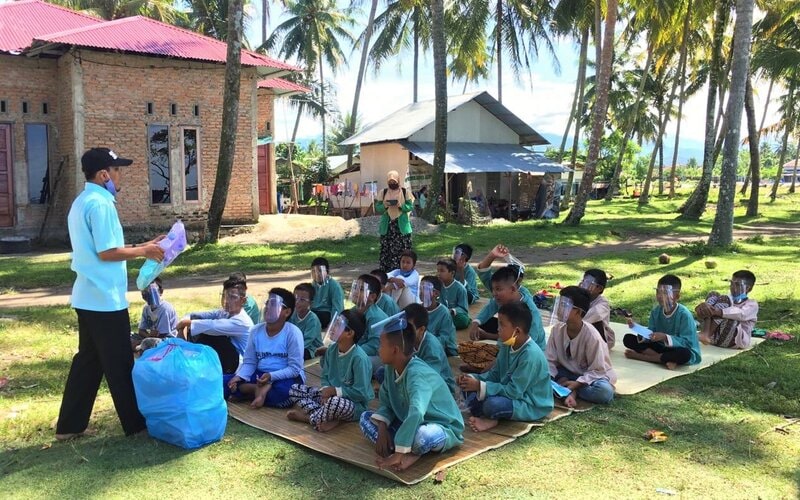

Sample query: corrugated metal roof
[258,77,310,95]
[400,141,570,175]
[340,91,549,146]
[0,0,102,54]
[30,14,299,72]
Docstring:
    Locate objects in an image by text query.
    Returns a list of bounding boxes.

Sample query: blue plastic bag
[133,338,227,449]
[136,220,188,290]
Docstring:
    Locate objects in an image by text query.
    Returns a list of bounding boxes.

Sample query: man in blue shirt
[56,148,164,441]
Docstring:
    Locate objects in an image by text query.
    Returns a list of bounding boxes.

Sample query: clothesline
[311,181,379,200]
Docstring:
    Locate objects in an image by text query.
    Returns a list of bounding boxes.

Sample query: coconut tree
[427,0,447,221]
[263,0,355,177]
[50,0,187,23]
[346,0,379,168]
[743,76,760,216]
[708,0,754,247]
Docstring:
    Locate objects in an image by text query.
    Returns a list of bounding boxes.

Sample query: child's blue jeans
[464,392,514,420]
[359,411,446,455]
[555,367,615,404]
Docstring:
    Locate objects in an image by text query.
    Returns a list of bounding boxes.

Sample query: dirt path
[2,222,799,309]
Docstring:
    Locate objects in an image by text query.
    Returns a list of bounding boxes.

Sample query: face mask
[398,269,414,278]
[732,293,748,303]
[730,279,749,302]
[502,334,517,347]
[104,178,117,196]
[264,295,284,324]
[388,181,399,190]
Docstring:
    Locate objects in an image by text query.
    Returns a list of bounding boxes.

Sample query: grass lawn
[1,222,799,497]
[1,190,798,291]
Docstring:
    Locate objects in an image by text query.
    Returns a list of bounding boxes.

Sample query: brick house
[0,0,304,241]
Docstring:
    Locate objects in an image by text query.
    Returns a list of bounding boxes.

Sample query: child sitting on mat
[350,274,389,374]
[547,286,616,407]
[420,276,459,356]
[131,277,178,350]
[453,243,480,304]
[437,258,471,330]
[623,274,701,369]
[310,257,345,328]
[457,302,553,432]
[360,316,464,472]
[578,269,616,349]
[226,288,305,408]
[695,270,758,349]
[229,271,261,325]
[289,283,323,360]
[403,304,456,395]
[385,250,421,308]
[370,269,401,317]
[287,310,373,432]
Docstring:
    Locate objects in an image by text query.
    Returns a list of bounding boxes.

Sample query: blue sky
[246,3,783,164]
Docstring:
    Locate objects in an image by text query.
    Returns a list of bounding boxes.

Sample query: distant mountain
[538,132,705,165]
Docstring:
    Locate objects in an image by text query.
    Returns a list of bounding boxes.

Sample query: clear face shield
[730,279,749,301]
[578,275,597,291]
[420,281,435,308]
[141,283,161,309]
[322,312,348,345]
[549,295,575,327]
[348,280,369,308]
[656,285,676,311]
[504,254,525,283]
[311,265,329,285]
[264,294,284,324]
[452,247,464,262]
[221,288,243,314]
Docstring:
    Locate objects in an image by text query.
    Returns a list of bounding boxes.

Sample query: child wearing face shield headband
[289,283,323,360]
[420,276,458,356]
[622,275,701,369]
[287,310,373,432]
[457,302,553,433]
[131,277,178,350]
[695,270,758,349]
[546,287,616,407]
[309,257,345,328]
[226,288,305,409]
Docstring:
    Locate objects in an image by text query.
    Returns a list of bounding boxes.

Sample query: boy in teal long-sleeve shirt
[453,243,481,304]
[310,257,345,328]
[458,302,553,432]
[437,258,471,330]
[405,304,456,395]
[351,274,389,377]
[623,274,701,369]
[421,276,459,356]
[370,269,401,317]
[289,283,323,359]
[469,267,546,351]
[289,310,373,432]
[360,318,464,471]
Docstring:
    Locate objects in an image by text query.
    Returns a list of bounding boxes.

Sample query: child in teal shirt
[360,318,464,471]
[437,258,471,330]
[404,304,456,395]
[623,274,701,369]
[458,302,553,432]
[421,276,459,356]
[370,268,401,317]
[453,243,480,304]
[288,309,373,432]
[310,257,345,328]
[289,283,323,359]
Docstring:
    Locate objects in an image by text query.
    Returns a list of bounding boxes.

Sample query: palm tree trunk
[206,0,243,243]
[640,66,682,206]
[593,0,602,82]
[679,0,730,218]
[606,44,653,201]
[562,26,589,209]
[428,0,447,220]
[770,81,795,201]
[790,140,800,193]
[413,10,419,103]
[745,77,760,216]
[564,0,618,225]
[318,53,329,182]
[287,102,304,212]
[709,0,753,247]
[347,0,378,168]
[558,63,582,162]
[261,0,267,44]
[741,77,773,195]
[496,0,503,103]
[669,0,692,199]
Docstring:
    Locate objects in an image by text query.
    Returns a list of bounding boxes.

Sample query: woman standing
[376,171,414,272]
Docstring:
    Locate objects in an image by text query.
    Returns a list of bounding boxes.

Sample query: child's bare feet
[665,361,678,370]
[250,383,271,408]
[316,420,341,432]
[286,409,310,423]
[468,416,499,432]
[394,453,421,471]
[624,349,637,359]
[698,334,711,345]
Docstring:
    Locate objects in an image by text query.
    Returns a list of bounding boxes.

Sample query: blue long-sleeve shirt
[189,308,253,356]
[235,322,306,382]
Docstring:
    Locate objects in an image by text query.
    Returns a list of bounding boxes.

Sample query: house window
[26,124,49,204]
[147,124,170,204]
[182,128,199,202]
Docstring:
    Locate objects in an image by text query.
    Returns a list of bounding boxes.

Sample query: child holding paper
[287,310,373,432]
[695,270,758,348]
[547,286,616,406]
[457,302,553,432]
[360,317,464,472]
[623,274,701,369]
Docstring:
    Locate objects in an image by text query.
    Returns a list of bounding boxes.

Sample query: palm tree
[428,0,447,221]
[708,0,754,248]
[743,77,761,216]
[49,0,187,23]
[563,0,618,225]
[206,0,244,242]
[263,0,355,176]
[347,0,379,168]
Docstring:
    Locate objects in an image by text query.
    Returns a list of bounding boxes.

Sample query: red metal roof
[258,77,310,94]
[0,0,102,54]
[32,15,299,71]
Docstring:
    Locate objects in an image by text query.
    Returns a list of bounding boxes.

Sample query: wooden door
[0,125,13,227]
[257,144,272,214]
